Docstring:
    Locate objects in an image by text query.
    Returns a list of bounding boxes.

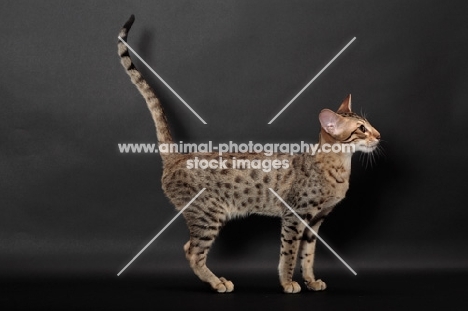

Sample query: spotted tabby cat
[118,15,380,293]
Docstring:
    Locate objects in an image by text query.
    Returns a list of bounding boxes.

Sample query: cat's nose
[375,130,381,140]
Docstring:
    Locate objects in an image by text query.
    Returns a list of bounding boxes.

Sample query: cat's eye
[359,125,367,132]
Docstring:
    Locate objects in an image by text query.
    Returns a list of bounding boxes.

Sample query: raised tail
[118,15,173,146]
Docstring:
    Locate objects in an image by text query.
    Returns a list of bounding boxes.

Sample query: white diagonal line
[268,37,356,124]
[117,188,206,276]
[118,36,207,124]
[268,188,357,275]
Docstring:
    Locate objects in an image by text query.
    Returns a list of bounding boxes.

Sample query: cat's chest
[293,165,350,210]
[316,180,348,207]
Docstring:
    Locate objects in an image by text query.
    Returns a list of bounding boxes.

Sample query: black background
[2,0,468,309]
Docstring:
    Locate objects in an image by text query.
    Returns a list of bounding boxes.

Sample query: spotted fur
[118,15,173,149]
[118,15,381,293]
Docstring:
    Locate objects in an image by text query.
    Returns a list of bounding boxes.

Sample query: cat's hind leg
[182,204,233,293]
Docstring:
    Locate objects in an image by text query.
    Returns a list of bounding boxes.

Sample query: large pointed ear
[319,109,346,136]
[337,94,352,113]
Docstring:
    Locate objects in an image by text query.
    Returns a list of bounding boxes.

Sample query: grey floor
[2,270,467,310]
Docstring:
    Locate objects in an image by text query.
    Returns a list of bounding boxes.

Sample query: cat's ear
[319,109,346,136]
[337,94,352,113]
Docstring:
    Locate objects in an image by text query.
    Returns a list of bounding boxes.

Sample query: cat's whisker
[374,146,384,159]
[370,151,376,168]
[359,151,365,163]
[360,108,368,121]
[362,153,369,169]
[366,152,372,169]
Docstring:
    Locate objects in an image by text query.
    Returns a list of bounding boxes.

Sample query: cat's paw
[305,279,327,291]
[213,277,234,293]
[282,281,301,294]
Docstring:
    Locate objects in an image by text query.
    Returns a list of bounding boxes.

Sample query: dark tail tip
[123,14,135,31]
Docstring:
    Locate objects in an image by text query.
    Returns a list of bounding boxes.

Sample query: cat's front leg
[278,216,305,294]
[299,218,327,291]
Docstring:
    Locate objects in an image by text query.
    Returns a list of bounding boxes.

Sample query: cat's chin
[355,143,379,153]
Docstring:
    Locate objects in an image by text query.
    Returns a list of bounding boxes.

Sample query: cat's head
[318,95,380,153]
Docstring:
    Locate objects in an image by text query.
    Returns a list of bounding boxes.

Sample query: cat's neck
[315,129,353,171]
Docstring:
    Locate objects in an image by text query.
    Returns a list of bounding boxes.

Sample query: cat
[118,15,380,293]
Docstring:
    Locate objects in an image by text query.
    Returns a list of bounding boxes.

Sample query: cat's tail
[118,15,174,147]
